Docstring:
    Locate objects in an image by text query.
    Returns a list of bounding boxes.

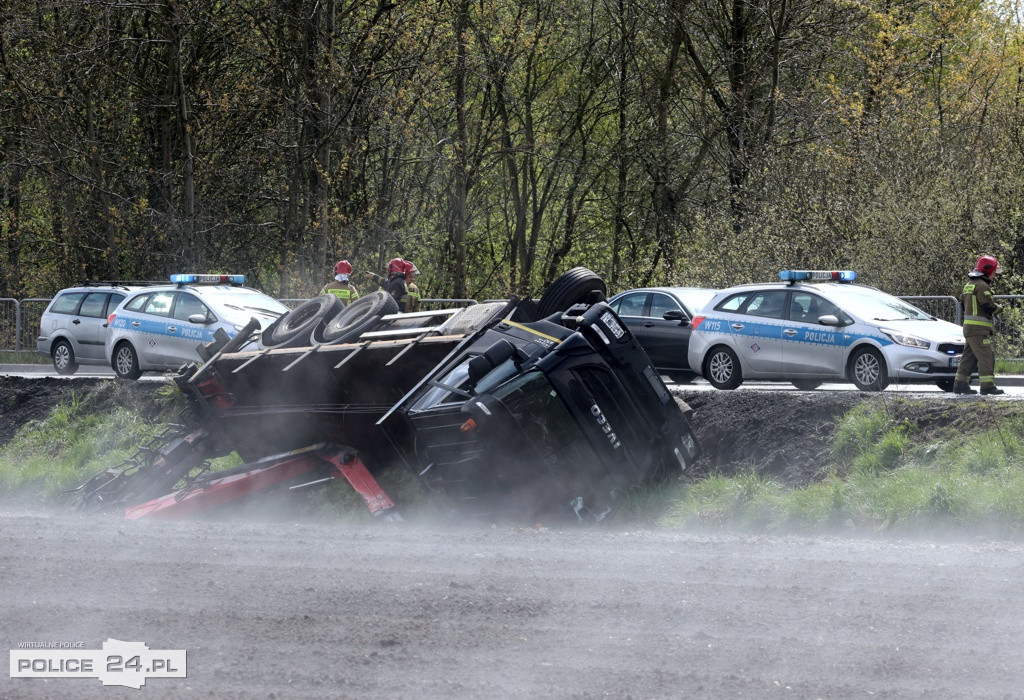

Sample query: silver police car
[105,274,288,379]
[686,270,966,391]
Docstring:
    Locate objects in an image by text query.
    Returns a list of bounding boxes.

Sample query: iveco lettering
[686,270,966,391]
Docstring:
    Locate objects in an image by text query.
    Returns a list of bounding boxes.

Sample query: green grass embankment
[658,401,1024,537]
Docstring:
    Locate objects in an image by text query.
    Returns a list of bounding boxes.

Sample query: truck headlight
[882,330,930,349]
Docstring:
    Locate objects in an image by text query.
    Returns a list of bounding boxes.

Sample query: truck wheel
[935,378,956,392]
[52,340,79,375]
[113,342,142,380]
[261,295,341,348]
[849,346,889,391]
[315,291,399,344]
[535,267,607,320]
[704,346,742,390]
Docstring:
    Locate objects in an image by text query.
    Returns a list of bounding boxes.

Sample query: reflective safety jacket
[320,281,360,305]
[961,275,1001,331]
[406,282,421,312]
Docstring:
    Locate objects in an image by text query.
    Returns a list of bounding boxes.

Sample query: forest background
[3,0,1024,302]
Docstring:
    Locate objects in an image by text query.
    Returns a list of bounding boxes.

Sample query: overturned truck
[74,268,701,522]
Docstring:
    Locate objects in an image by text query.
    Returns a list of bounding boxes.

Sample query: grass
[659,404,1024,538]
[0,350,48,364]
[995,358,1024,374]
[0,393,165,499]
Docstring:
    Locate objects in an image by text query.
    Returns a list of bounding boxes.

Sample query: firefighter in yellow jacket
[320,260,360,306]
[953,255,1004,395]
[403,260,421,312]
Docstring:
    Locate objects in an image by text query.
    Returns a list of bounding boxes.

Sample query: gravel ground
[3,507,1024,699]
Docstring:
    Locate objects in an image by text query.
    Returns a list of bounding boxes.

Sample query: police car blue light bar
[779,270,857,282]
[171,274,246,285]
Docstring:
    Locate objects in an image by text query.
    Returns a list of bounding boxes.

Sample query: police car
[686,270,966,391]
[105,274,289,379]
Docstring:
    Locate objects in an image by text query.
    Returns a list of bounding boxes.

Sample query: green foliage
[663,403,1024,537]
[0,396,161,499]
[831,402,894,461]
[3,0,1024,302]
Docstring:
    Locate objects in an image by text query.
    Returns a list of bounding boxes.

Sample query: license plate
[949,356,961,367]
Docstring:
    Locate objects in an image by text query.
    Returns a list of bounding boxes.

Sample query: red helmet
[973,255,1003,277]
[334,260,352,276]
[403,260,419,278]
[387,257,406,275]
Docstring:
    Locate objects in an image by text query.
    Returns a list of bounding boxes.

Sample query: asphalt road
[3,508,1024,698]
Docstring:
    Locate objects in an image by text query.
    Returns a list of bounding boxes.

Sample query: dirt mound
[0,377,167,447]
[676,389,1024,486]
[676,389,868,485]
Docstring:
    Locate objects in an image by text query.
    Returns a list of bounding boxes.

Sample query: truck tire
[535,267,607,320]
[261,295,341,349]
[314,291,399,344]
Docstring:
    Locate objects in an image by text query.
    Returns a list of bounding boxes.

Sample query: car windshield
[827,286,932,321]
[207,291,288,319]
[673,289,716,314]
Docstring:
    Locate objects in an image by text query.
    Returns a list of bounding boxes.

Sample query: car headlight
[881,330,930,349]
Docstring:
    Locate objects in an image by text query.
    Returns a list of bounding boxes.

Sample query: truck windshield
[492,372,603,483]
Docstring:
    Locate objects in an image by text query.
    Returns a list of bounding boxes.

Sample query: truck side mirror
[467,339,520,387]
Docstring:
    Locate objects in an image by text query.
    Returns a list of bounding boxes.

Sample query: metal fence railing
[18,299,50,355]
[900,296,961,325]
[0,299,18,354]
[5,293,1020,356]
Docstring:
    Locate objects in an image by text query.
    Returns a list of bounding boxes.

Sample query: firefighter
[403,260,421,312]
[953,255,1004,395]
[320,260,360,305]
[365,257,410,310]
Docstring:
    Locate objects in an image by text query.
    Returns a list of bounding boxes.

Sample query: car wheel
[849,347,889,391]
[534,267,607,320]
[667,372,696,385]
[315,291,399,344]
[261,295,342,348]
[112,342,142,380]
[52,340,79,375]
[704,346,742,390]
[791,379,822,391]
[935,377,956,392]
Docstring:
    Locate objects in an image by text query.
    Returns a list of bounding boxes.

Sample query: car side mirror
[662,309,687,324]
[818,314,841,327]
[188,313,211,324]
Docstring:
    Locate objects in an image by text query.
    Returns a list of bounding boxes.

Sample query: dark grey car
[37,285,137,374]
[607,287,716,383]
